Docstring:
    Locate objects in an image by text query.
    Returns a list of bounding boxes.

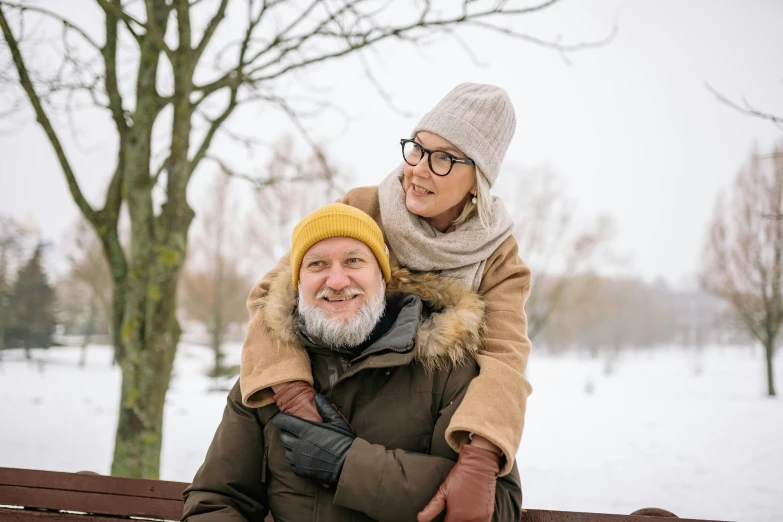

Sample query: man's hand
[271,394,356,487]
[272,380,322,423]
[417,444,501,522]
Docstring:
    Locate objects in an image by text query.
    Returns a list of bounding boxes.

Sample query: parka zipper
[348,341,414,365]
[329,342,415,387]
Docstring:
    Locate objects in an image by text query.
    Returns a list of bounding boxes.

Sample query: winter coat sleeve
[239,253,314,408]
[182,382,269,522]
[445,235,534,476]
[331,363,522,522]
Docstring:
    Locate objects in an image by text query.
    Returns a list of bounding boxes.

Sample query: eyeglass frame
[399,138,475,176]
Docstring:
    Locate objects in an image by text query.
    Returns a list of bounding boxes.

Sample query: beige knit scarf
[378,167,515,291]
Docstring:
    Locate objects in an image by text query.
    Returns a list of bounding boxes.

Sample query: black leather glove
[271,393,356,487]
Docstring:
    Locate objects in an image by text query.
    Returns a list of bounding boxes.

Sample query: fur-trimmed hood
[260,265,486,371]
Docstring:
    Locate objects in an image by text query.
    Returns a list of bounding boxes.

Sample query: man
[182,203,522,522]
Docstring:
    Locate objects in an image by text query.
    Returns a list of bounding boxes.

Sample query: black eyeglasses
[400,139,475,176]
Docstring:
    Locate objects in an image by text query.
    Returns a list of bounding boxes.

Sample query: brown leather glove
[272,381,322,423]
[417,444,501,522]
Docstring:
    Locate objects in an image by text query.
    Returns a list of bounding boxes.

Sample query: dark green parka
[182,267,522,522]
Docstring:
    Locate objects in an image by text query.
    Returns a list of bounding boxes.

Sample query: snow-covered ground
[0,343,781,522]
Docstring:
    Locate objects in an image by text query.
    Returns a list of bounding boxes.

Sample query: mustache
[315,287,365,300]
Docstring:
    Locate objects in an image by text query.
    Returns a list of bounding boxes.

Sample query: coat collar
[260,266,486,372]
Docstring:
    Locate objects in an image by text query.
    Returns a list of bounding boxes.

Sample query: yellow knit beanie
[291,203,391,289]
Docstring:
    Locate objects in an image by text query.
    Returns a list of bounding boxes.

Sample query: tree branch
[189,96,237,183]
[96,0,172,58]
[103,160,123,219]
[192,1,265,108]
[152,156,169,185]
[465,21,617,64]
[192,72,237,106]
[439,26,488,68]
[93,161,128,288]
[243,0,323,65]
[353,47,414,118]
[192,0,229,67]
[707,83,783,127]
[244,0,373,79]
[280,99,337,190]
[225,125,268,147]
[95,0,143,44]
[101,0,128,138]
[206,154,323,190]
[0,1,102,51]
[245,1,603,84]
[188,0,264,179]
[0,5,97,222]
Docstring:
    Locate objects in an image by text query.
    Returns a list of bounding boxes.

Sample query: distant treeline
[529,273,734,354]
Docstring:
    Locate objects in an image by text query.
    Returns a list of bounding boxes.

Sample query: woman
[240,83,532,522]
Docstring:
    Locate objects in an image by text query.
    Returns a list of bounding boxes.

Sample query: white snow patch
[0,343,780,521]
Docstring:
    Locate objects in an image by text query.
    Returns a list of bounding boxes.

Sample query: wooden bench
[0,467,728,521]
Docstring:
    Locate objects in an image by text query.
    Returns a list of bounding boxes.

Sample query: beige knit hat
[412,83,516,186]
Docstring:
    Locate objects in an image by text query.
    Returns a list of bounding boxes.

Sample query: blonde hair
[452,166,494,229]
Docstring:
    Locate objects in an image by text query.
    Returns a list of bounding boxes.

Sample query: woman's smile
[410,184,434,196]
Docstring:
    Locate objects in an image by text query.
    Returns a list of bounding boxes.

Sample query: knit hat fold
[412,83,516,186]
[290,203,391,289]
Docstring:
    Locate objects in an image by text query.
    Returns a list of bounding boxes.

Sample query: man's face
[298,236,384,325]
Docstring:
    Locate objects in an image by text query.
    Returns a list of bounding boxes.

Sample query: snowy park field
[0,343,781,522]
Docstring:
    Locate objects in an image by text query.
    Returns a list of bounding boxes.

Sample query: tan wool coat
[240,186,533,476]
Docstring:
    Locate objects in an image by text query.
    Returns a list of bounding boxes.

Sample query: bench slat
[0,468,185,500]
[0,485,182,520]
[0,507,138,522]
[0,467,729,522]
[0,505,725,522]
[520,510,724,522]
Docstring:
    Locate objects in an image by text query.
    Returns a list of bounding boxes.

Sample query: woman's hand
[272,381,322,423]
[416,440,501,522]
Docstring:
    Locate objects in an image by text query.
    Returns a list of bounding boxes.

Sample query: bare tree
[505,166,615,341]
[246,135,343,267]
[0,215,37,352]
[700,143,783,397]
[0,218,23,353]
[9,243,56,351]
[0,0,609,477]
[55,218,112,365]
[179,173,248,383]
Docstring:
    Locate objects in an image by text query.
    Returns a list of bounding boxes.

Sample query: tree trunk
[209,265,225,379]
[110,274,124,366]
[111,333,178,478]
[764,338,776,397]
[110,262,182,478]
[210,326,224,375]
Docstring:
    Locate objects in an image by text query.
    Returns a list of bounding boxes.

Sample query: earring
[471,193,477,205]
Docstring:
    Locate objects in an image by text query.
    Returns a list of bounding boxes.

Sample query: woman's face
[402,131,477,232]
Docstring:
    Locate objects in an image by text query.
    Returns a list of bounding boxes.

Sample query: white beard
[298,276,387,348]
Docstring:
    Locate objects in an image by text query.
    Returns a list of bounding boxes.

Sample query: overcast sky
[1,0,781,286]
